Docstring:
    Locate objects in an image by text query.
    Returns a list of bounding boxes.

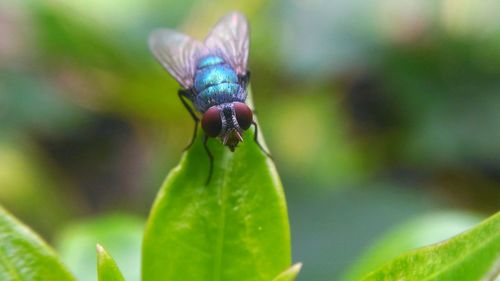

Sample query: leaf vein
[0,246,24,281]
[212,152,234,281]
[422,228,500,281]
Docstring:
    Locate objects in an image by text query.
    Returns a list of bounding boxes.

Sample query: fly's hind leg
[178,89,199,150]
[251,121,272,159]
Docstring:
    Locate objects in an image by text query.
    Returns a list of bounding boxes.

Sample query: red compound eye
[234,102,253,130]
[202,107,222,137]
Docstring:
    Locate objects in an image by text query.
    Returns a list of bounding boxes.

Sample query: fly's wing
[149,29,204,89]
[204,12,249,77]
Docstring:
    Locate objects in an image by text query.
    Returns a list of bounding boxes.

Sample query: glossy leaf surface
[360,211,500,281]
[0,206,75,281]
[343,212,481,281]
[142,91,292,281]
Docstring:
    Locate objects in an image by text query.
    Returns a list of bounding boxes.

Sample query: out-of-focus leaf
[0,206,76,281]
[360,211,500,281]
[259,89,366,187]
[342,212,481,281]
[271,263,302,281]
[96,244,125,281]
[288,182,438,281]
[0,139,77,236]
[0,72,88,135]
[142,89,292,281]
[57,214,143,281]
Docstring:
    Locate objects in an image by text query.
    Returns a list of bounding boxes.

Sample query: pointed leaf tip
[271,263,303,281]
[96,243,104,253]
[96,244,125,281]
[142,88,292,281]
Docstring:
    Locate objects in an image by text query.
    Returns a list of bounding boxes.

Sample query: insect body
[149,12,269,183]
[194,55,245,112]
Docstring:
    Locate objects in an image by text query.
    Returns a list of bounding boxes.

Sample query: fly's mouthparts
[235,131,243,142]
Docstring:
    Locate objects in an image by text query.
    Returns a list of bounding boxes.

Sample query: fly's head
[201,102,253,151]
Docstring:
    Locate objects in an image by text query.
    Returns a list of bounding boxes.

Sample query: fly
[149,12,270,184]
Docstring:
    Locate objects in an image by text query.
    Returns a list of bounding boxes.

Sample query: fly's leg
[252,121,272,159]
[203,134,214,185]
[178,89,199,150]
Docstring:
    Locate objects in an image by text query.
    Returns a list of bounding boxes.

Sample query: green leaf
[343,212,481,281]
[142,89,292,281]
[271,263,302,281]
[0,206,76,281]
[360,211,500,281]
[96,244,125,281]
[56,214,143,281]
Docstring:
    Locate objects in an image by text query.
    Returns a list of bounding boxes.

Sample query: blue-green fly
[149,12,270,183]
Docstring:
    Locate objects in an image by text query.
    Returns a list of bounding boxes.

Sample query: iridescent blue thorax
[192,55,246,112]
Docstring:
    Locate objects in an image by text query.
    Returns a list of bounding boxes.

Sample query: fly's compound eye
[202,107,222,137]
[234,102,253,130]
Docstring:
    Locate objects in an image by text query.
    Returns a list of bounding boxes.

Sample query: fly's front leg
[178,89,199,150]
[203,134,214,185]
[251,121,272,159]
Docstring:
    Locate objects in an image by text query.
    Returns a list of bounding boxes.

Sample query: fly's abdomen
[193,55,244,111]
[199,81,240,100]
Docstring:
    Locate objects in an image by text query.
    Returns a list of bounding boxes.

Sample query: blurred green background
[0,0,499,280]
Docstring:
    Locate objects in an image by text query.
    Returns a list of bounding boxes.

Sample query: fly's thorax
[196,55,225,69]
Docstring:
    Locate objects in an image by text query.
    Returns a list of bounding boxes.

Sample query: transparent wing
[149,29,204,89]
[204,12,249,76]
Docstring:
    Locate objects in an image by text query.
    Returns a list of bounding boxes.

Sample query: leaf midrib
[212,152,234,281]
